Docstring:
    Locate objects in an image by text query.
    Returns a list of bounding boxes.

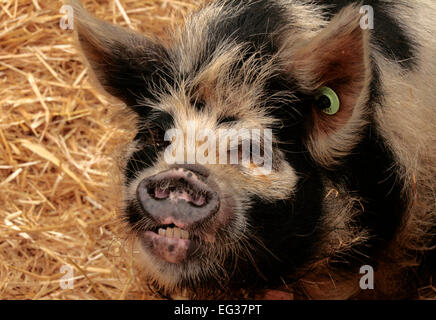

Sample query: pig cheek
[203,196,235,243]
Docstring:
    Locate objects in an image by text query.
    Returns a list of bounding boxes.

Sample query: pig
[69,0,436,299]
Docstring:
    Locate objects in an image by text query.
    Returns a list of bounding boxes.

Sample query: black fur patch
[187,0,287,76]
[325,124,407,264]
[314,0,417,69]
[218,115,239,125]
[124,111,174,184]
[100,42,174,118]
[240,149,325,287]
[369,57,383,105]
[148,110,174,132]
[124,201,144,229]
[212,0,286,51]
[192,100,206,112]
[124,145,159,184]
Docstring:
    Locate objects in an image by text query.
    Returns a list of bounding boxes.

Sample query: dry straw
[0,0,204,299]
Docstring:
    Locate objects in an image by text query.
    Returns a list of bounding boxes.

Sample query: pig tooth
[166,228,174,238]
[181,230,189,240]
[173,227,181,239]
[158,228,166,236]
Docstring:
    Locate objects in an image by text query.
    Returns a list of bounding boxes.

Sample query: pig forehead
[169,1,286,72]
[151,46,282,124]
[151,3,289,116]
[142,1,310,124]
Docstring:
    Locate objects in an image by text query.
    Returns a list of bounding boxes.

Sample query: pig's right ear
[68,0,167,112]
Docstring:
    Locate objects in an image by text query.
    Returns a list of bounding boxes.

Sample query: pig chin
[141,231,195,264]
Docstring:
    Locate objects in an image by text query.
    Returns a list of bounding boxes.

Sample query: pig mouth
[140,224,200,264]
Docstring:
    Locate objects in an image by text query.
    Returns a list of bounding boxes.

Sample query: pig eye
[314,86,340,115]
[143,127,170,150]
[218,115,239,125]
[152,132,170,149]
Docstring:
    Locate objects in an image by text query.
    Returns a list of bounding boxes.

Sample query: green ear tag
[315,87,340,115]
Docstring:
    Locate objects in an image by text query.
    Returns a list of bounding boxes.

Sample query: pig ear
[69,0,167,111]
[283,5,371,166]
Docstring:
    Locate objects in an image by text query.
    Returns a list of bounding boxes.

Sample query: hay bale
[0,0,203,300]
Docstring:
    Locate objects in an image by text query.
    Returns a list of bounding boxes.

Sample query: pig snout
[136,165,220,229]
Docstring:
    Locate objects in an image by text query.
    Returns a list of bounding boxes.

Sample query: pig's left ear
[282,5,371,166]
[69,0,168,113]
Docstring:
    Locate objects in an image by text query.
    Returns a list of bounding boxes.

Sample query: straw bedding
[0,0,204,300]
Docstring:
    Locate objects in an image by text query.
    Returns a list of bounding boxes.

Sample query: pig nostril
[191,193,207,207]
[148,187,170,200]
[155,188,170,199]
